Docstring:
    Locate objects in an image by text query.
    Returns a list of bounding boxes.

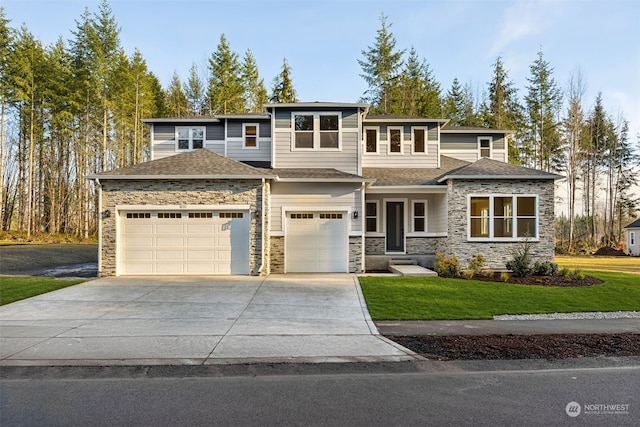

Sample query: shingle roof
[88,149,276,179]
[441,124,514,134]
[363,156,470,186]
[624,218,640,229]
[268,168,373,182]
[436,157,563,182]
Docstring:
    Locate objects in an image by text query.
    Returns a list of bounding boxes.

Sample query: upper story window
[468,195,538,241]
[293,112,340,150]
[413,128,426,153]
[243,124,258,149]
[177,127,204,150]
[389,128,402,153]
[479,137,492,158]
[365,128,378,153]
[631,232,635,246]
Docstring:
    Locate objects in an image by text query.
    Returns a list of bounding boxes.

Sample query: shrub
[483,269,494,278]
[467,253,486,275]
[533,261,559,276]
[500,271,510,282]
[462,269,474,279]
[560,267,571,277]
[574,269,586,280]
[434,253,461,278]
[506,238,533,277]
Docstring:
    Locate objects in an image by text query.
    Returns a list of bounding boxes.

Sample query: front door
[386,201,404,252]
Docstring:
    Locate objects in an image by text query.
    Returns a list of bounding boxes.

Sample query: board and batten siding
[270,182,363,234]
[273,131,359,174]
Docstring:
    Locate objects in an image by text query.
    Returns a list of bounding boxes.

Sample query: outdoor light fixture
[353,211,358,219]
[101,210,111,219]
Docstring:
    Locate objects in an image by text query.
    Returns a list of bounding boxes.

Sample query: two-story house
[89,102,561,276]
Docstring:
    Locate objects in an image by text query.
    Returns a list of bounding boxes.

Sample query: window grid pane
[366,129,377,152]
[390,129,401,152]
[414,129,425,153]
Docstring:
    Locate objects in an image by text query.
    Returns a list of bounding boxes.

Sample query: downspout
[360,181,366,273]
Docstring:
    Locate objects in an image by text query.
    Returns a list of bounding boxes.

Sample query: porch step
[389,259,418,266]
[388,264,438,277]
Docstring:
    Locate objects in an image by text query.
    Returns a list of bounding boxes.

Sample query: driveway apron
[0,274,415,365]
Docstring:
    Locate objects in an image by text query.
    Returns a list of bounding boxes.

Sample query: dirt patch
[593,246,627,256]
[0,244,98,275]
[389,333,640,360]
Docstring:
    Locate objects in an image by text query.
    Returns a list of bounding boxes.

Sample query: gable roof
[87,149,276,180]
[436,157,563,182]
[363,156,470,186]
[624,218,640,229]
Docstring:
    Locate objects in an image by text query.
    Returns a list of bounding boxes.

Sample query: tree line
[0,1,297,239]
[1,4,638,252]
[359,15,639,251]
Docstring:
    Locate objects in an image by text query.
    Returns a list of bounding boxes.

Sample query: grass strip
[0,277,86,305]
[359,271,640,320]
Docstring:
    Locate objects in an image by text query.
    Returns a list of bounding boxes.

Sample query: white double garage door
[118,207,348,275]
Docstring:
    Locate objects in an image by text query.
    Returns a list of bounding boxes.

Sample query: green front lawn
[359,271,640,320]
[0,277,86,305]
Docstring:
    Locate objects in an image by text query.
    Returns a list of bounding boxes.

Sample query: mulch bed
[388,333,640,360]
[593,246,627,256]
[470,272,603,287]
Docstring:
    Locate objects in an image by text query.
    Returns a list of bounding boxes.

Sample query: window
[631,232,636,246]
[365,128,378,153]
[219,212,244,219]
[243,124,258,148]
[479,137,492,158]
[290,213,313,219]
[413,128,425,153]
[177,127,204,150]
[293,113,340,149]
[412,201,426,232]
[158,212,182,219]
[188,212,213,218]
[319,213,343,219]
[319,115,339,148]
[389,128,402,153]
[468,195,538,240]
[365,202,378,232]
[126,212,150,219]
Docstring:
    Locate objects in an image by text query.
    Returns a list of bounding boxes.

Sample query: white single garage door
[119,210,250,275]
[286,212,348,273]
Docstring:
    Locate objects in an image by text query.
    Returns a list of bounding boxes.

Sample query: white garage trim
[116,205,250,276]
[284,208,349,273]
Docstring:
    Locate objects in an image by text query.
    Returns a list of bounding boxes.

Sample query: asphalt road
[0,244,97,275]
[1,365,638,426]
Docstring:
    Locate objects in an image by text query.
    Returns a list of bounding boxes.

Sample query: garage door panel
[119,210,250,275]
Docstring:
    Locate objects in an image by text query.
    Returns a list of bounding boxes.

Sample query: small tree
[506,238,533,277]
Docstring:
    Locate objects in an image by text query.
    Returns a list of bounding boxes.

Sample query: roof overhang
[87,174,277,180]
[142,118,220,124]
[437,174,563,183]
[276,177,376,183]
[363,118,449,124]
[441,128,514,134]
[264,102,370,111]
[366,185,447,193]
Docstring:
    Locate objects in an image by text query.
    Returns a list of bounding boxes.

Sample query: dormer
[440,125,512,163]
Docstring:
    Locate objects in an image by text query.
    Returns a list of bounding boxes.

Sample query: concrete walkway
[0,274,415,366]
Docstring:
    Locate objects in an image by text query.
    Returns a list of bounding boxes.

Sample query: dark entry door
[386,202,404,252]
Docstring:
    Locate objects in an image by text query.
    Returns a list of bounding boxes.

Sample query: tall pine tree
[270,57,297,103]
[207,34,244,114]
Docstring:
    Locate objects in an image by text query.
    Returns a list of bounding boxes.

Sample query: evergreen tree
[207,34,244,114]
[420,60,442,118]
[270,57,297,103]
[0,7,14,230]
[483,56,523,162]
[185,63,205,115]
[166,70,189,117]
[358,14,404,114]
[242,49,268,112]
[523,50,563,171]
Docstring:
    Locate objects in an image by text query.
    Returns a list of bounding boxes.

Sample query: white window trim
[243,123,259,149]
[387,127,404,155]
[631,231,635,246]
[466,194,539,242]
[291,112,342,151]
[408,200,428,235]
[383,198,408,254]
[176,126,205,151]
[365,200,381,235]
[363,126,379,154]
[478,136,492,159]
[411,126,428,155]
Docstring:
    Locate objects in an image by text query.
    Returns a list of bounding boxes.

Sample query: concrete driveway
[0,274,415,365]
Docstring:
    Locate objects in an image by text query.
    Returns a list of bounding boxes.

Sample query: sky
[2,0,639,141]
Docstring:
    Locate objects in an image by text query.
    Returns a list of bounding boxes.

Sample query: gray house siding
[207,123,225,141]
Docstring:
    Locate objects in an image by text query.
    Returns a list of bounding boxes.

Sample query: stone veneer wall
[444,179,555,269]
[365,236,442,256]
[270,236,285,273]
[349,236,363,273]
[99,179,264,276]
